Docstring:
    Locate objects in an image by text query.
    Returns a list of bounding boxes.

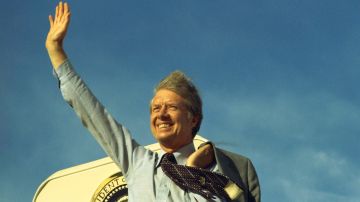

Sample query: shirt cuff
[52,59,74,80]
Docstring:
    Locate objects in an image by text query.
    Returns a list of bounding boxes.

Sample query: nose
[158,105,169,118]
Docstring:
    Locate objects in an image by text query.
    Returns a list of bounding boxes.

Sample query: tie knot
[161,153,177,164]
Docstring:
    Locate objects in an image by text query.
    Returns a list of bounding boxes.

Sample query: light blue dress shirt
[55,59,224,202]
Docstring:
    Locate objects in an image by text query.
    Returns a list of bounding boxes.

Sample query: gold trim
[91,172,128,202]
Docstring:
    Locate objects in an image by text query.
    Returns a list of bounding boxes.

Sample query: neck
[159,140,192,153]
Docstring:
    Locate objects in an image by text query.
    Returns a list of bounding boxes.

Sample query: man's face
[150,89,197,152]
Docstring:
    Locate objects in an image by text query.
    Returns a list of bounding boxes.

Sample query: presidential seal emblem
[92,172,128,202]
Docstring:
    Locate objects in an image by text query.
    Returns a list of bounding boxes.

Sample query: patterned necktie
[160,153,239,201]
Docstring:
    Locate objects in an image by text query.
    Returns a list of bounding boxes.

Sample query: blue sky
[1,0,360,201]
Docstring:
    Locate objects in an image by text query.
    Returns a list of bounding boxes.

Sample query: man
[46,2,260,201]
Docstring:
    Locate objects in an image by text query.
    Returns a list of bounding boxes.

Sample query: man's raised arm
[46,1,70,69]
[45,1,217,178]
[44,2,142,177]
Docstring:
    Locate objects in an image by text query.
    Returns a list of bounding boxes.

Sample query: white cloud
[312,151,346,177]
[280,177,360,202]
[289,149,359,201]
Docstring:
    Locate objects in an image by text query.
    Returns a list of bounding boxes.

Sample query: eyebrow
[151,101,183,107]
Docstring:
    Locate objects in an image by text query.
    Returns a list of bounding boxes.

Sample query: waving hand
[46,2,71,69]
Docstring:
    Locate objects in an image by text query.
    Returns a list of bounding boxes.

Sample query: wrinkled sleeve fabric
[54,59,144,179]
[247,159,261,202]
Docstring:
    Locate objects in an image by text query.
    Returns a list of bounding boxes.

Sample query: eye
[152,105,160,112]
[168,105,178,111]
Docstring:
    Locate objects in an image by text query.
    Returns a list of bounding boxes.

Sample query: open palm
[46,2,71,49]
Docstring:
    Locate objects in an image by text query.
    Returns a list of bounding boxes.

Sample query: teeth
[158,123,170,129]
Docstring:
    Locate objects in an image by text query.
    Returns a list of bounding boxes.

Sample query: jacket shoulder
[214,147,261,202]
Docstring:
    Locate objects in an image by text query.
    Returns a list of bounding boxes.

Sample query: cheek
[150,115,155,129]
[150,120,156,135]
[177,114,192,128]
[150,113,156,122]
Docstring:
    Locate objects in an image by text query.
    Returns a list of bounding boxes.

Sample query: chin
[155,133,174,140]
[155,133,177,143]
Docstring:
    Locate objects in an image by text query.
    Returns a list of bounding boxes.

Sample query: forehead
[152,89,185,104]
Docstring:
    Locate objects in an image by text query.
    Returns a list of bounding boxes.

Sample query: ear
[191,115,199,128]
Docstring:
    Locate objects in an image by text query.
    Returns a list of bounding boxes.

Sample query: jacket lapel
[213,147,248,202]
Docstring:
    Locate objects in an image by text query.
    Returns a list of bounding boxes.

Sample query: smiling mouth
[157,123,173,129]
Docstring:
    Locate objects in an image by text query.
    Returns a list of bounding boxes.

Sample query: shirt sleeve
[53,59,144,178]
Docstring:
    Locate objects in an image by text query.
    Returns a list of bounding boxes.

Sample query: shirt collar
[156,142,196,168]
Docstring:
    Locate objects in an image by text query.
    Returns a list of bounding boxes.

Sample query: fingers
[48,15,54,28]
[61,3,71,24]
[64,12,71,25]
[55,5,59,23]
[185,143,215,168]
[58,2,63,21]
[53,2,70,25]
[64,2,69,14]
[55,2,63,24]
